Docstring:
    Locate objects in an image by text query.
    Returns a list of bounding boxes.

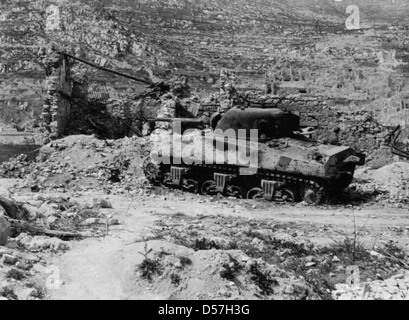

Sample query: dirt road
[46,191,409,300]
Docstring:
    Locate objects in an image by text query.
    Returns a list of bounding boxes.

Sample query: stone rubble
[351,162,409,207]
[0,134,151,195]
[0,191,119,300]
[333,271,409,300]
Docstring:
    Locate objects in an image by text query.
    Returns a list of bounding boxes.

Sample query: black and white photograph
[0,0,409,303]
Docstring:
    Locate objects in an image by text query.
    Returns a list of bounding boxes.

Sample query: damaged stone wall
[41,50,141,139]
[42,50,72,141]
[69,69,89,125]
[40,51,395,157]
[247,95,391,153]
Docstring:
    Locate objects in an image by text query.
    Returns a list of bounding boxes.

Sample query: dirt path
[47,192,409,300]
[49,195,155,300]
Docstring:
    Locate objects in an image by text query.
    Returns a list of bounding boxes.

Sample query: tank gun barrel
[147,117,210,125]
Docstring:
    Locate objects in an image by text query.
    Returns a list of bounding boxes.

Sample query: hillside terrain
[1,0,409,129]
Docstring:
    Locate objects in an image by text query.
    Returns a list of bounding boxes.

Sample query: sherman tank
[143,107,365,205]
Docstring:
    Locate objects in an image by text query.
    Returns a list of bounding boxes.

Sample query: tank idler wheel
[247,188,264,200]
[279,188,297,203]
[302,186,325,205]
[200,180,218,196]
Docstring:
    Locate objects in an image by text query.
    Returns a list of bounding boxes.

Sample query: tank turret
[213,108,301,139]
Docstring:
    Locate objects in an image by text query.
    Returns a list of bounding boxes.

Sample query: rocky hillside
[1,0,409,128]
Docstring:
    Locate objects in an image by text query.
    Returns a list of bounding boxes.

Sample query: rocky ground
[1,135,409,300]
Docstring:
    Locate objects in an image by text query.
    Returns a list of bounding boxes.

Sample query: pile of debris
[333,271,409,300]
[350,162,409,207]
[0,155,36,179]
[1,193,118,237]
[1,135,150,194]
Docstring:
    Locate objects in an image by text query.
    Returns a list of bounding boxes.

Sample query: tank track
[196,164,324,187]
[143,157,327,205]
[194,164,326,205]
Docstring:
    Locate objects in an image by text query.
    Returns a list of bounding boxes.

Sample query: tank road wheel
[279,188,297,203]
[247,188,264,200]
[302,186,325,205]
[201,180,218,196]
[142,157,162,186]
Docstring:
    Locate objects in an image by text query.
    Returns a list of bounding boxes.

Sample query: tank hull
[145,130,365,204]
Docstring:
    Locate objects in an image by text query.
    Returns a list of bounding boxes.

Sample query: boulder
[92,198,113,209]
[0,215,11,246]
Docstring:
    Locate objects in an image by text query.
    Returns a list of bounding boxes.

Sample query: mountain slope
[0,0,408,128]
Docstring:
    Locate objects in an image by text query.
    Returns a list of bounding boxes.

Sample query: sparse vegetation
[150,213,409,300]
[248,262,278,296]
[171,235,239,252]
[382,242,407,261]
[329,237,370,265]
[137,244,163,281]
[328,211,370,264]
[0,287,18,300]
[283,258,335,300]
[170,273,181,286]
[6,268,26,281]
[179,256,192,268]
[26,282,47,299]
[379,242,409,269]
[193,238,222,251]
[220,255,243,281]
